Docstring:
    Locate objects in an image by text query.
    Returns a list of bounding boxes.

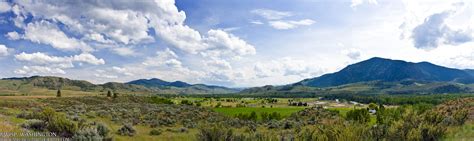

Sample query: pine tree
[56,89,61,97]
[107,90,112,97]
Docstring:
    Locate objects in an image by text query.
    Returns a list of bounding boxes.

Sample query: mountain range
[297,57,474,87]
[2,57,474,96]
[0,76,238,95]
[242,57,474,95]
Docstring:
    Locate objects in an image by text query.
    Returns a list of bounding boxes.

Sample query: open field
[0,94,472,140]
[213,107,305,118]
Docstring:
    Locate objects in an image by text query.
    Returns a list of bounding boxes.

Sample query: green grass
[327,107,353,116]
[443,122,474,141]
[213,107,305,118]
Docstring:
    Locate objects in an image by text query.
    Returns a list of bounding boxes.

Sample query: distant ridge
[297,57,474,87]
[0,76,238,94]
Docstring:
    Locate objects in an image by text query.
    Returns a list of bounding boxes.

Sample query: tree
[117,124,136,136]
[113,92,118,99]
[107,90,112,97]
[56,89,61,97]
[368,103,378,110]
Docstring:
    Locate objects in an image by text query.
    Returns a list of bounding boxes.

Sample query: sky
[0,0,473,87]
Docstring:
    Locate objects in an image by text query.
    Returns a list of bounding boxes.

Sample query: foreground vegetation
[0,93,472,140]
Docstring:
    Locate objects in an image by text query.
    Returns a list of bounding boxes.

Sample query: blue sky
[0,0,473,87]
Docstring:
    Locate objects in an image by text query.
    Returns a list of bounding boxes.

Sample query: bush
[47,113,78,137]
[197,125,234,141]
[72,128,102,141]
[149,129,162,136]
[117,124,136,136]
[96,123,110,137]
[181,100,193,105]
[21,119,47,131]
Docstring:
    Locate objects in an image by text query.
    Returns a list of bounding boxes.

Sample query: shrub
[179,127,189,133]
[346,108,370,123]
[149,97,174,104]
[149,129,162,136]
[197,125,234,141]
[47,113,78,137]
[72,128,102,141]
[181,100,193,105]
[21,119,47,131]
[117,124,136,136]
[96,123,110,137]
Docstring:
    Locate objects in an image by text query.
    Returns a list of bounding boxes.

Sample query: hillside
[298,57,474,87]
[0,76,237,95]
[241,57,474,95]
[126,78,238,94]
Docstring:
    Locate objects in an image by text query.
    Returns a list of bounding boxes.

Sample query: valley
[0,57,473,140]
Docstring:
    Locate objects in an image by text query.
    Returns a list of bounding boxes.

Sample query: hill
[298,57,474,87]
[0,76,237,95]
[241,57,474,95]
[126,78,239,94]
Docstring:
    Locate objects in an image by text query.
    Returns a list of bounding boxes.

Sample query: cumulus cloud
[342,48,362,60]
[205,59,232,70]
[253,57,321,78]
[72,53,106,65]
[411,11,473,49]
[269,19,315,30]
[0,1,10,13]
[23,21,93,52]
[112,66,134,76]
[15,66,66,75]
[143,48,180,67]
[5,31,20,40]
[0,44,10,57]
[203,29,256,57]
[14,52,104,71]
[112,47,136,56]
[9,0,255,58]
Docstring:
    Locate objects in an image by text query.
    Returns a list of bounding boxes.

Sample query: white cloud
[203,29,256,57]
[411,11,472,49]
[112,66,134,76]
[165,59,182,68]
[10,0,255,58]
[252,8,315,30]
[143,48,181,67]
[254,57,322,78]
[23,21,92,52]
[111,47,136,56]
[342,48,362,60]
[250,21,264,25]
[5,31,20,40]
[351,0,378,8]
[252,9,292,20]
[15,52,104,69]
[205,59,232,70]
[269,19,315,30]
[94,73,118,79]
[72,53,105,65]
[0,1,10,13]
[0,44,9,57]
[14,66,66,75]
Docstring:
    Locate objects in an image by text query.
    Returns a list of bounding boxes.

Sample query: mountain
[126,78,238,94]
[0,76,238,95]
[127,78,192,88]
[298,57,474,87]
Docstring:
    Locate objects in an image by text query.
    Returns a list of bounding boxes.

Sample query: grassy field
[213,107,305,118]
[443,121,474,140]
